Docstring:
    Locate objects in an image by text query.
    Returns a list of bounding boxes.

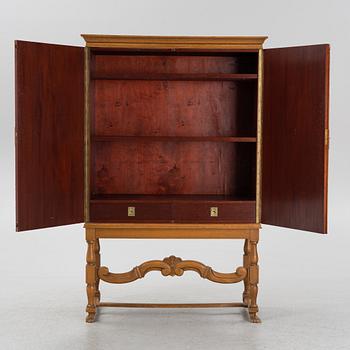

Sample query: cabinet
[15,35,330,323]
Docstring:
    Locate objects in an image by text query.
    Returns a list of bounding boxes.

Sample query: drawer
[172,201,256,223]
[90,201,172,222]
[90,199,256,223]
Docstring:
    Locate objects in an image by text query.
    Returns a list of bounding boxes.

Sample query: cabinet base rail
[87,302,260,324]
[97,302,246,308]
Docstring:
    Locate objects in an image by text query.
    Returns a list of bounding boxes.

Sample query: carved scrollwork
[98,255,247,284]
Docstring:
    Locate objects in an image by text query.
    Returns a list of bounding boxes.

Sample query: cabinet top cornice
[81,34,268,50]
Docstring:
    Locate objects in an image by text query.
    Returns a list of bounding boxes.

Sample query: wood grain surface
[92,53,258,75]
[92,141,256,196]
[15,41,84,231]
[92,80,257,137]
[262,45,329,233]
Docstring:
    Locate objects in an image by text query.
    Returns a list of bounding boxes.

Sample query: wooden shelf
[91,73,258,81]
[92,135,257,143]
[90,194,256,203]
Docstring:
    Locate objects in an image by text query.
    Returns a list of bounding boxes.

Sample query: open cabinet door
[262,44,330,233]
[15,41,85,231]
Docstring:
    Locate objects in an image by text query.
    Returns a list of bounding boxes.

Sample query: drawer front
[90,202,172,222]
[172,201,256,223]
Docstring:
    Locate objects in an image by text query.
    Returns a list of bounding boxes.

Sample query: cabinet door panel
[15,41,84,231]
[262,45,329,233]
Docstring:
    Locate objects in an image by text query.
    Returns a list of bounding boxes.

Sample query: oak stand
[85,223,260,323]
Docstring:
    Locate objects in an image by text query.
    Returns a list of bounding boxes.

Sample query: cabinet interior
[88,50,259,222]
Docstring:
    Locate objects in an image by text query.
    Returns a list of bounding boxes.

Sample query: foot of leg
[86,312,96,323]
[248,310,261,323]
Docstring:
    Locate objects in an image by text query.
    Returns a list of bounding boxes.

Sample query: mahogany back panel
[15,41,84,231]
[92,52,258,75]
[262,45,329,233]
[92,141,256,197]
[93,80,257,137]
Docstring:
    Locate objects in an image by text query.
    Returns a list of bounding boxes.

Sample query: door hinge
[325,128,329,148]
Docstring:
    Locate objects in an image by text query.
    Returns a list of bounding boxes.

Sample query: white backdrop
[1,1,349,349]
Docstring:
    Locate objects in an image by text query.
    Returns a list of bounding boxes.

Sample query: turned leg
[95,239,101,303]
[248,232,261,323]
[86,228,97,323]
[242,239,250,305]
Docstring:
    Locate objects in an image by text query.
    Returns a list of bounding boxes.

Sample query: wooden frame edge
[323,45,330,234]
[84,47,90,222]
[84,223,260,239]
[84,223,260,229]
[256,49,263,223]
[81,34,268,50]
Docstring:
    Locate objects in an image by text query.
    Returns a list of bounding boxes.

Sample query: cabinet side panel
[262,45,329,233]
[15,41,84,231]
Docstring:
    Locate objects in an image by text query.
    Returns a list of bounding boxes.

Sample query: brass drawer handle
[210,207,218,217]
[128,207,135,217]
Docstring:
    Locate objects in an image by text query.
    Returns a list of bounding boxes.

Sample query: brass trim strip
[256,49,263,223]
[84,47,90,222]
